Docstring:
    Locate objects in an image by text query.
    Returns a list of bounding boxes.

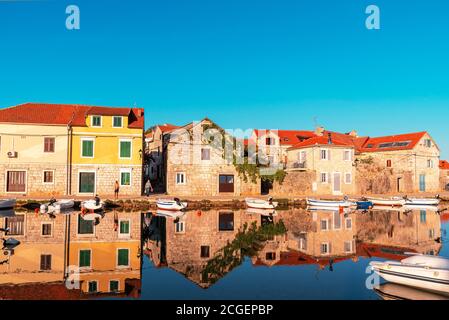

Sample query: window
[200,246,210,258]
[424,139,432,148]
[379,141,410,149]
[40,255,52,271]
[320,172,328,183]
[117,249,129,267]
[91,116,102,127]
[333,212,341,230]
[344,241,354,253]
[44,137,55,153]
[79,250,92,268]
[201,148,210,160]
[78,214,94,234]
[42,223,52,236]
[110,280,119,292]
[119,220,130,235]
[299,237,307,251]
[5,215,24,236]
[429,229,435,239]
[43,170,54,184]
[345,218,352,230]
[343,150,351,161]
[345,173,352,184]
[320,149,329,160]
[218,212,234,231]
[420,210,427,224]
[299,151,306,163]
[119,139,132,158]
[176,172,186,185]
[175,221,185,233]
[88,281,98,293]
[320,219,329,231]
[120,169,131,186]
[386,160,392,167]
[427,159,434,168]
[81,138,94,158]
[320,243,330,255]
[266,137,275,145]
[266,252,276,261]
[113,116,123,128]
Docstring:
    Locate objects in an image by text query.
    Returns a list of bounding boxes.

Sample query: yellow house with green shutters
[69,106,145,196]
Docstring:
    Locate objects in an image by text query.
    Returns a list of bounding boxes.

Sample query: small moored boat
[246,207,278,216]
[356,201,374,210]
[156,198,187,211]
[245,198,278,210]
[306,205,352,214]
[404,196,440,206]
[306,198,353,208]
[366,197,406,207]
[40,199,75,213]
[370,254,449,295]
[0,199,16,210]
[374,283,449,300]
[155,209,186,219]
[81,199,105,211]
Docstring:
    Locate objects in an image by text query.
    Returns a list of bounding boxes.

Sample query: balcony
[288,161,307,171]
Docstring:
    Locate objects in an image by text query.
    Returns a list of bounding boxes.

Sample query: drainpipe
[67,113,75,195]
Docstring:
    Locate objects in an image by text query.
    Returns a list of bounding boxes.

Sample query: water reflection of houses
[0,211,142,299]
[144,209,287,288]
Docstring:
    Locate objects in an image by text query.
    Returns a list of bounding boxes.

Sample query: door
[419,174,426,192]
[79,172,96,194]
[219,175,234,193]
[333,173,341,194]
[6,171,26,192]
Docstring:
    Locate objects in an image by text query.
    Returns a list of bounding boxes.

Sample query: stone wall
[270,171,315,196]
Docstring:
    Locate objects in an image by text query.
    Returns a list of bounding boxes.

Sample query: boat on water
[355,201,374,210]
[81,212,104,221]
[155,209,186,219]
[156,198,187,211]
[374,283,449,300]
[0,199,16,210]
[246,207,278,216]
[306,198,353,208]
[2,238,20,250]
[245,198,278,210]
[370,254,449,295]
[0,209,15,218]
[306,205,352,214]
[403,204,439,212]
[404,196,440,206]
[40,199,75,213]
[81,199,105,211]
[366,197,406,207]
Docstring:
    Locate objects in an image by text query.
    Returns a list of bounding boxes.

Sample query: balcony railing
[288,161,307,170]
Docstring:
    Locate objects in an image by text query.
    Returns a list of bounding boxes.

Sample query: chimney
[327,132,332,145]
[315,126,325,136]
[137,109,142,117]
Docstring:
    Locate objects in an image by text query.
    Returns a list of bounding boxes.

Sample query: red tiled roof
[357,243,416,261]
[440,160,449,170]
[159,124,180,133]
[288,134,355,150]
[0,103,144,129]
[359,132,428,153]
[254,129,317,146]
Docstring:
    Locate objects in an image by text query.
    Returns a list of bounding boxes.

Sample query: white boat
[374,283,449,300]
[246,207,278,216]
[155,209,186,219]
[370,205,410,213]
[81,212,104,221]
[306,198,353,208]
[306,205,352,214]
[81,199,105,211]
[366,197,406,207]
[370,254,449,295]
[403,204,439,212]
[156,199,187,211]
[245,198,278,210]
[0,199,16,210]
[40,199,75,213]
[405,197,440,206]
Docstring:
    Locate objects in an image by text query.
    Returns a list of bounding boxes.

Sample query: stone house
[165,118,260,197]
[284,133,357,196]
[439,160,449,191]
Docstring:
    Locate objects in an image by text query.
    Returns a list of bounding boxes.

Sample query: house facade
[165,118,260,196]
[0,103,144,197]
[440,160,449,191]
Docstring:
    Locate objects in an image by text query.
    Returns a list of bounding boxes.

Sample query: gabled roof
[0,103,144,129]
[253,129,316,146]
[288,134,355,150]
[440,160,449,170]
[359,132,428,153]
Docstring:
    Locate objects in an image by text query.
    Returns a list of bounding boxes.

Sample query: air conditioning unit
[7,151,18,158]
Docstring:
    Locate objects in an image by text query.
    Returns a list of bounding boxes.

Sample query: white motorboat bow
[156,198,187,211]
[245,198,278,210]
[306,198,353,208]
[370,254,449,295]
[0,199,16,210]
[366,197,406,207]
[40,199,75,213]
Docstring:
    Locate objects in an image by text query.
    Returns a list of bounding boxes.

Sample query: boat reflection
[374,283,449,300]
[0,210,142,300]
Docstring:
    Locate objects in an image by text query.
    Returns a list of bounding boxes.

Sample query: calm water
[1,205,448,300]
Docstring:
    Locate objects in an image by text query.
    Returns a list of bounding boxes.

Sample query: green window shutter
[79,250,91,267]
[120,221,130,234]
[110,280,119,292]
[120,141,131,158]
[121,172,131,185]
[82,140,94,157]
[113,117,122,127]
[118,249,129,266]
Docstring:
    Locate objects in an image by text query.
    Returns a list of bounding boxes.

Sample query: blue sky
[1,0,449,157]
